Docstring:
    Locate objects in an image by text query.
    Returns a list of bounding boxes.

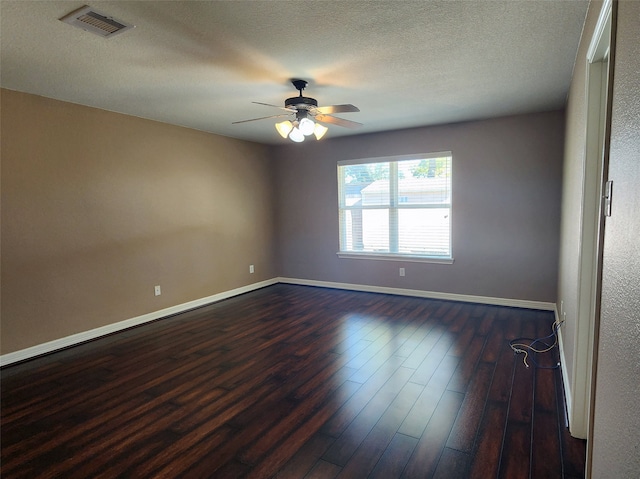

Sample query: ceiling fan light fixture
[299,117,315,136]
[289,127,305,142]
[236,79,360,142]
[313,123,328,140]
[275,120,293,138]
[277,118,327,142]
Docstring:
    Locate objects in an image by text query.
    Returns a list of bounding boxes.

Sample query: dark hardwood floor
[1,284,586,478]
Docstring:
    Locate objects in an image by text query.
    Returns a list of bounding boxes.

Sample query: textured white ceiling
[1,1,589,145]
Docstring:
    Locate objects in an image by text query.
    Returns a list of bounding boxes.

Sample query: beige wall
[1,89,276,354]
[592,0,640,476]
[274,111,564,303]
[1,93,566,357]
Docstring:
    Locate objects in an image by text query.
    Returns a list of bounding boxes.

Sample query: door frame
[570,0,613,443]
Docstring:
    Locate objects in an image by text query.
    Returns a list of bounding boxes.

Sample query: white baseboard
[555,306,573,429]
[277,277,556,311]
[1,277,556,367]
[0,278,278,367]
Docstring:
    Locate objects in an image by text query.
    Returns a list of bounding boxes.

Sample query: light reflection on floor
[334,311,459,412]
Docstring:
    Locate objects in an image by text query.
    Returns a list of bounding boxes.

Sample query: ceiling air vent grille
[60,5,134,38]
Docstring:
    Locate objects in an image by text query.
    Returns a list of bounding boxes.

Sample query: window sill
[336,252,454,264]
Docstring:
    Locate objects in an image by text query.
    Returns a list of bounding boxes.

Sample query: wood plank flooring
[1,284,586,478]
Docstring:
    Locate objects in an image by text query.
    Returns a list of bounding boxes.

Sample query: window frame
[337,152,454,264]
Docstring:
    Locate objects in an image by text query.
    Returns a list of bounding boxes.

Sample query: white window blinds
[338,153,452,260]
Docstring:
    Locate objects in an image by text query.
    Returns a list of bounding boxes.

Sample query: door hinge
[603,180,613,217]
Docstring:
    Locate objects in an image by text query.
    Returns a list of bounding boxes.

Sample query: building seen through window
[338,153,452,260]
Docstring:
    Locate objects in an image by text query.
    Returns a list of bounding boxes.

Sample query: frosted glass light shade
[275,119,328,142]
[275,121,294,138]
[299,117,315,136]
[313,123,328,140]
[289,127,305,142]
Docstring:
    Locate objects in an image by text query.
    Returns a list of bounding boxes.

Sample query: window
[337,152,452,262]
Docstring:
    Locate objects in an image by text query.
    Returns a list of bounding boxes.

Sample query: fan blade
[315,114,363,129]
[232,113,292,124]
[252,101,297,112]
[312,104,360,115]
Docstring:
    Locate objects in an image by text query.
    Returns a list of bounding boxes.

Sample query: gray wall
[592,0,640,476]
[274,111,564,303]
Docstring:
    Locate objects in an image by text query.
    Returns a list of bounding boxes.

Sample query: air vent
[60,5,134,38]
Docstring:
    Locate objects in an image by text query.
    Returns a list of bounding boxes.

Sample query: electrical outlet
[154,285,161,296]
[249,265,254,274]
[399,267,405,277]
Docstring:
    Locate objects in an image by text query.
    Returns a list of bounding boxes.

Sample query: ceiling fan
[232,79,362,142]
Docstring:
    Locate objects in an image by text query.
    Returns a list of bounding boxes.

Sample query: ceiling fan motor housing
[285,96,318,111]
